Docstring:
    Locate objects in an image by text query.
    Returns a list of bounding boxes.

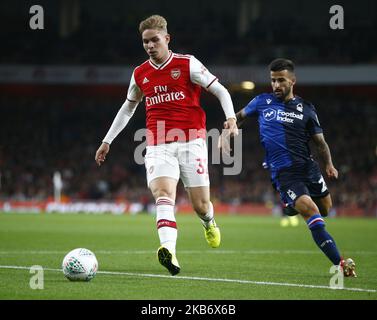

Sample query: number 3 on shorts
[196,158,207,175]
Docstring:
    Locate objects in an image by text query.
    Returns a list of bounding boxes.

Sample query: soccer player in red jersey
[95,15,238,275]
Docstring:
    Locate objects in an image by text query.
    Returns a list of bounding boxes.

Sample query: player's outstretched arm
[95,142,110,166]
[94,98,139,166]
[207,81,238,137]
[94,71,142,167]
[223,117,238,135]
[236,108,248,128]
[312,133,338,179]
[218,107,250,154]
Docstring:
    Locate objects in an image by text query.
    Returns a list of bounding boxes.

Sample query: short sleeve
[307,106,323,135]
[189,56,218,89]
[127,72,144,102]
[244,96,260,117]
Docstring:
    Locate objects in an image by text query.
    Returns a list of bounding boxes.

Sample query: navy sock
[307,214,341,265]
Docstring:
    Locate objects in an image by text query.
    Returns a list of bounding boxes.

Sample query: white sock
[198,201,215,229]
[156,197,177,254]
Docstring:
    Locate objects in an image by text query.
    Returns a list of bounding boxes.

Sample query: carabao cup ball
[62,248,98,281]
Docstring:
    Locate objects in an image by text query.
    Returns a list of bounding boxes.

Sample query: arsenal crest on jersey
[171,68,181,80]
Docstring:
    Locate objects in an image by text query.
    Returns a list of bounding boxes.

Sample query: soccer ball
[62,248,98,281]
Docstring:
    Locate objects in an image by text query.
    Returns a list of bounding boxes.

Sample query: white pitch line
[0,265,375,294]
[0,249,377,255]
[0,250,308,255]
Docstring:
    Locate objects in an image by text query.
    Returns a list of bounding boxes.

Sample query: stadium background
[0,0,376,217]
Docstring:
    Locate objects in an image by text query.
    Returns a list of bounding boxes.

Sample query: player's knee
[150,189,175,202]
[149,178,177,201]
[295,195,319,218]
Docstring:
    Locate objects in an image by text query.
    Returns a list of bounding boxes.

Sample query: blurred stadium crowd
[1,90,376,216]
[1,0,376,66]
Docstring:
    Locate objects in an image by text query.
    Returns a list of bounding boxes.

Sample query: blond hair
[139,15,168,34]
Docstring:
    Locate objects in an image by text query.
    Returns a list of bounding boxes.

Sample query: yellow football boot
[204,220,221,248]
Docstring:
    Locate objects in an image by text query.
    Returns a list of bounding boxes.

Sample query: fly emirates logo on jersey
[145,85,185,107]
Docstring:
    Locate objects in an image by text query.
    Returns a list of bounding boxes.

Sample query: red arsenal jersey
[132,51,217,145]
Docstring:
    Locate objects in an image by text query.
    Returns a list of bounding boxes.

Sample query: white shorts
[144,138,210,188]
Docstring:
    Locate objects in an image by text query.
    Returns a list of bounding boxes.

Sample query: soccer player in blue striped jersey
[234,58,356,277]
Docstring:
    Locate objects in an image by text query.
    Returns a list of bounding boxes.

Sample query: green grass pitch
[0,212,376,300]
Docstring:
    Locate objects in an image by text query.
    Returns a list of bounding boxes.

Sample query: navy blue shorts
[272,160,330,207]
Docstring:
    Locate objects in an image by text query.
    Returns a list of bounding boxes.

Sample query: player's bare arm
[95,142,110,166]
[223,117,238,136]
[235,108,248,128]
[218,108,244,154]
[218,117,239,155]
[94,99,138,167]
[94,73,142,167]
[312,133,338,179]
